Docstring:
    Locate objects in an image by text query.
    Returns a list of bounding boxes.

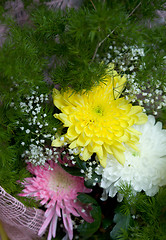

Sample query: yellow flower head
[52,66,147,167]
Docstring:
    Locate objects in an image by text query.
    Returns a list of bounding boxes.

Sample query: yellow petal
[96,145,103,157]
[103,143,113,154]
[92,144,105,159]
[119,131,131,142]
[127,127,142,135]
[93,137,103,145]
[111,147,125,165]
[127,142,140,151]
[129,106,143,115]
[136,112,148,124]
[54,113,71,127]
[84,126,93,137]
[75,123,83,134]
[81,147,92,161]
[120,119,129,128]
[62,106,75,115]
[104,137,113,145]
[113,141,126,151]
[69,140,77,149]
[97,147,107,168]
[128,118,135,126]
[113,75,126,99]
[53,89,66,110]
[114,129,124,137]
[131,134,140,143]
[52,137,64,147]
[77,133,91,146]
[66,126,78,140]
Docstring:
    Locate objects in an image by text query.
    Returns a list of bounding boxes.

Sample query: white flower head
[98,115,166,200]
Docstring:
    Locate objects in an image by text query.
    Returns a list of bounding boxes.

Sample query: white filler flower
[98,115,166,199]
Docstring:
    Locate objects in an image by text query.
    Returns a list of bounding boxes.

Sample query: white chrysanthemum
[97,115,166,200]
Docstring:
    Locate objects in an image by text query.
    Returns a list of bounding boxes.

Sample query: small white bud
[60,136,64,141]
[26,129,30,134]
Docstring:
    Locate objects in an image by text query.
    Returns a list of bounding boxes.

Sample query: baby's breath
[10,87,58,165]
[104,43,166,115]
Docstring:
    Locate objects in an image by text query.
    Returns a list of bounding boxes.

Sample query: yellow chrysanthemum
[52,66,147,167]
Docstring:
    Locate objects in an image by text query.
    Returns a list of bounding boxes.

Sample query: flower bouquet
[0,0,166,240]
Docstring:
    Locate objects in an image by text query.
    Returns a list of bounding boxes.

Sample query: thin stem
[127,2,141,19]
[91,28,117,63]
[90,2,142,62]
[90,0,96,10]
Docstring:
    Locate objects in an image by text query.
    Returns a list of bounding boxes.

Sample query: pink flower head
[19,161,93,240]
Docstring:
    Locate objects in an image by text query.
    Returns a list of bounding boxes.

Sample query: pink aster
[19,161,93,240]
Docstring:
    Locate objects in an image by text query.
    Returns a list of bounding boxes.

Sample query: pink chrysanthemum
[19,161,93,240]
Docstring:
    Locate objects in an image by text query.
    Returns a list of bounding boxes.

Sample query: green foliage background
[0,0,165,239]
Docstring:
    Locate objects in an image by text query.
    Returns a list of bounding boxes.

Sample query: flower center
[132,151,140,157]
[48,167,76,193]
[93,105,104,116]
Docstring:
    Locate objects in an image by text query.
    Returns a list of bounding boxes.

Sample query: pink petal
[62,209,73,240]
[47,224,53,240]
[51,213,58,238]
[55,203,61,217]
[66,204,80,217]
[40,198,49,205]
[46,209,58,240]
[73,203,93,223]
[45,206,55,218]
[38,206,55,236]
[65,214,73,240]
